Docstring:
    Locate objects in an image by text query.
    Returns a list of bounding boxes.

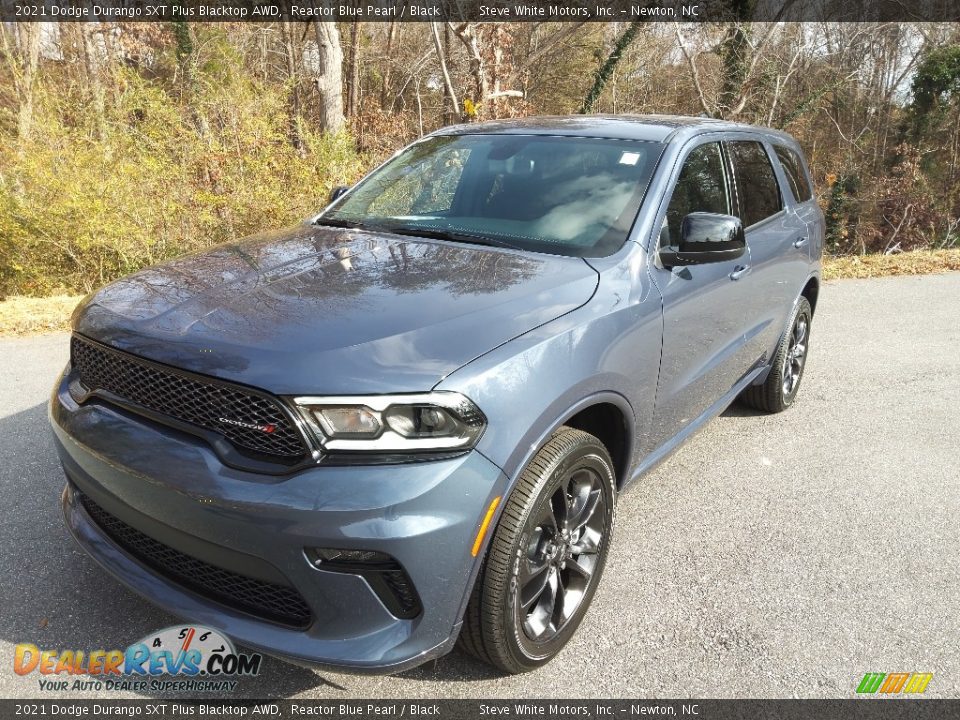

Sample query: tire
[739,296,812,413]
[458,426,616,674]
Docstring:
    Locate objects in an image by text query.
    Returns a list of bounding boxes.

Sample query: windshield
[319,134,663,257]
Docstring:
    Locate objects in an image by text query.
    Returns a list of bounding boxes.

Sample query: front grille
[79,492,312,628]
[71,335,309,462]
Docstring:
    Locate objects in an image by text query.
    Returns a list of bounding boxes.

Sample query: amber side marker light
[471,496,502,557]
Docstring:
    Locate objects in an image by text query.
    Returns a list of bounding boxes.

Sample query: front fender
[436,281,662,625]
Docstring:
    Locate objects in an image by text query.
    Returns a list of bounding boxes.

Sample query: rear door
[647,139,756,450]
[772,142,824,261]
[725,138,809,367]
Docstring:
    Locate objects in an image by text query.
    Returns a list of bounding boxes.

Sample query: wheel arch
[563,402,631,491]
[801,276,820,316]
[509,392,636,493]
[453,392,636,632]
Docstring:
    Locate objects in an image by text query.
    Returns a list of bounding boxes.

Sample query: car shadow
[393,651,506,682]
[720,400,767,418]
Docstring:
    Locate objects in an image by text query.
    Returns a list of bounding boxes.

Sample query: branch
[430,21,459,121]
[675,26,712,116]
[524,22,586,68]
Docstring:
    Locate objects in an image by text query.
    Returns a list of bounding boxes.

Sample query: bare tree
[79,20,107,140]
[312,20,345,134]
[580,22,643,114]
[281,19,304,151]
[431,21,459,123]
[380,21,399,109]
[346,21,361,119]
[1,23,42,142]
[451,22,489,108]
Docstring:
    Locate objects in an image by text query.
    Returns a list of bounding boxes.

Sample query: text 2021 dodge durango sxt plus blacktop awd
[51,115,823,674]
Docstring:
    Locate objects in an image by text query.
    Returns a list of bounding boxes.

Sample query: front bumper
[50,371,507,673]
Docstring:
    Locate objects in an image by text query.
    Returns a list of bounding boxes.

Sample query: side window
[664,142,730,246]
[728,141,782,228]
[773,145,813,203]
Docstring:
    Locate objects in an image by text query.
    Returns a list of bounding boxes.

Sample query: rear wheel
[458,427,616,674]
[740,296,812,413]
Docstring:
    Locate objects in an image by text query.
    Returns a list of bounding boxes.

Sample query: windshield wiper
[313,217,366,229]
[385,226,523,251]
[315,219,524,251]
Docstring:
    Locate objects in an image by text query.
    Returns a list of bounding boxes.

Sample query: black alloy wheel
[517,467,607,643]
[458,426,616,674]
[739,296,813,413]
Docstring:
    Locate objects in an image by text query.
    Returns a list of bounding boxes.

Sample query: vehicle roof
[432,114,796,145]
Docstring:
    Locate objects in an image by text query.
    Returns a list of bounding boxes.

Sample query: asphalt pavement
[1,273,957,699]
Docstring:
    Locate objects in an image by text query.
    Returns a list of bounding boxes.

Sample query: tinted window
[664,142,730,246]
[728,141,782,227]
[773,145,813,203]
[324,134,661,257]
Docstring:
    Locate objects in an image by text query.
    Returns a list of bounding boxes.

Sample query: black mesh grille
[79,493,312,628]
[71,335,309,461]
[381,569,421,618]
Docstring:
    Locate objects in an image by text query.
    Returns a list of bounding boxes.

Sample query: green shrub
[0,66,364,296]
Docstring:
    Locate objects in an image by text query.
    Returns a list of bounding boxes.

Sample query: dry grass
[0,249,958,337]
[0,295,83,337]
[823,248,960,280]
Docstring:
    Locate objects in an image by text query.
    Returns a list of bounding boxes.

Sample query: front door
[648,140,756,450]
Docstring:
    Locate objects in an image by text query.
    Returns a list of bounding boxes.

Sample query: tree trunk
[171,20,194,84]
[346,21,361,119]
[431,21,459,124]
[380,21,398,109]
[281,20,304,152]
[80,21,107,141]
[14,24,41,142]
[717,23,751,119]
[313,20,345,134]
[579,22,642,115]
[453,23,489,109]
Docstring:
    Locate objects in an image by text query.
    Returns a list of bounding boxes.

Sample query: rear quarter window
[773,145,813,203]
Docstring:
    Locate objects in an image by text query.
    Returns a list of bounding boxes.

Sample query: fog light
[305,547,422,619]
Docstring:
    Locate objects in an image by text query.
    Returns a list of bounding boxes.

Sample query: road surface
[1,273,957,699]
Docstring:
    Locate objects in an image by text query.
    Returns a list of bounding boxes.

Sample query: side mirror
[328,185,350,203]
[660,213,746,267]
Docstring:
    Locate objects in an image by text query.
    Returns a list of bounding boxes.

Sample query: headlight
[293,392,486,454]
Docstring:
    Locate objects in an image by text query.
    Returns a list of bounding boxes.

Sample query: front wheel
[740,296,812,413]
[458,427,616,674]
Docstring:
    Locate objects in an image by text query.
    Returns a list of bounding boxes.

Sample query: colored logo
[14,625,261,691]
[856,672,933,694]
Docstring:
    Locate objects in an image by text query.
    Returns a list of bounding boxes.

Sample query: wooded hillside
[2,21,959,296]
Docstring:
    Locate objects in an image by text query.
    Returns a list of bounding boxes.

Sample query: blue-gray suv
[51,115,823,674]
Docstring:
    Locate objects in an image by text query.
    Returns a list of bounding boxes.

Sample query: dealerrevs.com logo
[14,625,262,693]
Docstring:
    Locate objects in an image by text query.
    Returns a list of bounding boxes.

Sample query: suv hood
[73,225,599,394]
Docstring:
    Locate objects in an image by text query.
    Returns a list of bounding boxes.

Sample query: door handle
[729,264,751,281]
[793,237,809,248]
